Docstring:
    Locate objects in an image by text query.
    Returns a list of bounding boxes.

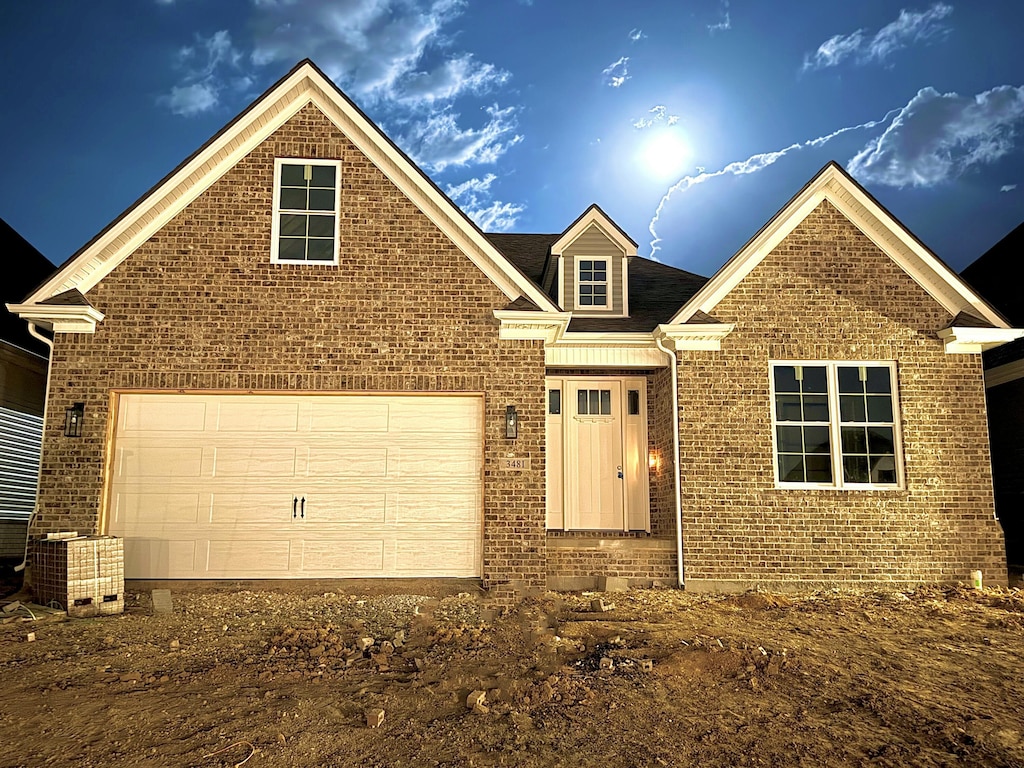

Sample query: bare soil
[1,578,1023,768]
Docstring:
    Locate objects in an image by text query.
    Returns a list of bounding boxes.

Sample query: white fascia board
[24,64,558,314]
[937,326,1024,354]
[667,165,1010,328]
[5,302,105,334]
[494,310,572,344]
[551,209,636,256]
[655,323,735,351]
[986,358,1024,388]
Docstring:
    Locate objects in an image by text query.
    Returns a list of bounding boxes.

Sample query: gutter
[14,322,53,573]
[654,334,684,588]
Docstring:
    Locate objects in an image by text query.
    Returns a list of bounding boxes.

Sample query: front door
[566,380,624,529]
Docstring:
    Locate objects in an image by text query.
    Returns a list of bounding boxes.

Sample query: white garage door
[107,393,483,579]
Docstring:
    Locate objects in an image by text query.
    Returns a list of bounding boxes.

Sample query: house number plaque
[500,457,531,470]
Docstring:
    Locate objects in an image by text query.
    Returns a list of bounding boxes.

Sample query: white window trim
[270,158,342,266]
[576,257,610,309]
[768,360,905,491]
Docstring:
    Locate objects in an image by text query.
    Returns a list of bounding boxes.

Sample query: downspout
[14,322,53,573]
[654,334,684,588]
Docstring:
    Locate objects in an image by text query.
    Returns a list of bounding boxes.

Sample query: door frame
[545,375,650,532]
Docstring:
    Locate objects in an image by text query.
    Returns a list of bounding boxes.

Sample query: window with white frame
[271,159,341,264]
[771,362,901,488]
[577,259,608,307]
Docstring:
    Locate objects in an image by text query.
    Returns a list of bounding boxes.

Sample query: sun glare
[640,129,691,179]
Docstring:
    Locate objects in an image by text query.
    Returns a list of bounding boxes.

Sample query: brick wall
[34,104,548,591]
[677,200,1007,589]
[985,378,1024,565]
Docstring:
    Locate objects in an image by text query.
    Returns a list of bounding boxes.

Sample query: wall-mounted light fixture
[64,402,85,437]
[505,405,518,440]
[648,448,661,472]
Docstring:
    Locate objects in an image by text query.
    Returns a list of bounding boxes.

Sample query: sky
[0,1,1022,279]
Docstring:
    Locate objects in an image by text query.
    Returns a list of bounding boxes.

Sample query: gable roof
[550,204,638,256]
[1,218,54,356]
[15,60,559,316]
[668,161,1013,330]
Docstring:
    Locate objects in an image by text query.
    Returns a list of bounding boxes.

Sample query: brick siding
[677,200,1007,589]
[33,104,548,592]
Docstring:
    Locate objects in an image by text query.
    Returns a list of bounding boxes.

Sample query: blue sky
[1,1,1022,277]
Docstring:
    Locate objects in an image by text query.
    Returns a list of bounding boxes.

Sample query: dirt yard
[1,578,1023,768]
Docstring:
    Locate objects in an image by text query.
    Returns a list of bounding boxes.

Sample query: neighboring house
[7,61,1021,594]
[0,219,53,559]
[962,222,1024,569]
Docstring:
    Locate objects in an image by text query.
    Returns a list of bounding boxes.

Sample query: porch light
[648,449,661,472]
[64,402,85,437]
[505,405,518,440]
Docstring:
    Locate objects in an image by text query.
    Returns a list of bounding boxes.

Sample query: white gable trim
[18,63,558,315]
[551,208,637,257]
[668,163,1011,331]
[493,310,572,345]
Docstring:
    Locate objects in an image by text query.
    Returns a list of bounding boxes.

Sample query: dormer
[551,205,636,317]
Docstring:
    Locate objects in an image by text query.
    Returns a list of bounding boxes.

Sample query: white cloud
[248,0,504,108]
[848,85,1024,187]
[445,173,522,231]
[628,28,646,42]
[647,109,901,258]
[396,104,523,172]
[464,200,524,231]
[159,30,245,116]
[707,0,731,34]
[163,82,219,116]
[446,173,497,201]
[1001,184,1018,192]
[802,3,952,71]
[633,105,680,129]
[603,57,630,88]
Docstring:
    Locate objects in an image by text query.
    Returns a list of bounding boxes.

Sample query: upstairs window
[770,362,901,489]
[271,159,341,264]
[577,259,608,307]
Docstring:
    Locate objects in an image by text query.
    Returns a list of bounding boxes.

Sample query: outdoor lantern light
[505,405,518,440]
[64,402,85,437]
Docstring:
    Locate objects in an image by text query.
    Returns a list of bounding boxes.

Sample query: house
[7,60,1020,595]
[962,222,1024,571]
[0,219,53,559]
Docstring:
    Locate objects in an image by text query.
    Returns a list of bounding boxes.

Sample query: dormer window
[271,158,341,264]
[578,259,608,307]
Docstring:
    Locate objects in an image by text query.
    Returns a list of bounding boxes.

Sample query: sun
[639,129,691,179]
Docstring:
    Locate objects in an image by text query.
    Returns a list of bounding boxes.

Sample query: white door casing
[106,393,483,579]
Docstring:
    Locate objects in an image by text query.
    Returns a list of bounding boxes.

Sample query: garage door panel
[305,448,388,478]
[395,539,479,575]
[302,494,387,524]
[308,401,389,433]
[300,540,385,572]
[388,399,482,433]
[125,539,197,578]
[109,393,483,579]
[114,492,203,527]
[212,447,297,478]
[393,492,480,524]
[118,445,206,479]
[120,398,208,433]
[389,447,480,478]
[207,540,291,574]
[209,491,298,525]
[216,400,300,432]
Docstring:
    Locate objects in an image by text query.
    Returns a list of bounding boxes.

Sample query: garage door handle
[301,497,306,519]
[293,497,298,519]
